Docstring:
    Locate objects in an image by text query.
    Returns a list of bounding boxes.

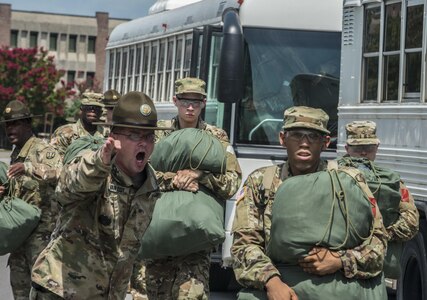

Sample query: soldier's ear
[322,136,331,150]
[279,131,286,147]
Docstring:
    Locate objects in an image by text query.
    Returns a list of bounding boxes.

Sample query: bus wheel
[397,221,427,300]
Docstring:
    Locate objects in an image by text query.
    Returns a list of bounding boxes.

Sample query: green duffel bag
[139,187,225,259]
[237,269,387,300]
[150,128,227,174]
[338,156,403,278]
[266,168,386,300]
[0,195,41,255]
[268,167,376,263]
[63,135,106,164]
[338,156,401,227]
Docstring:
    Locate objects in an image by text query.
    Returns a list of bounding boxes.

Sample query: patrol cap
[282,106,330,134]
[346,120,380,145]
[95,91,171,130]
[102,89,121,108]
[0,100,41,123]
[80,92,104,108]
[175,77,206,98]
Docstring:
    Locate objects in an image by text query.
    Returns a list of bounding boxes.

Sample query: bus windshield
[237,28,341,147]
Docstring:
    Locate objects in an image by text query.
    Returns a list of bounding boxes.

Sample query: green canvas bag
[265,168,386,300]
[338,156,401,227]
[139,187,225,259]
[150,128,227,174]
[0,162,41,255]
[63,135,106,164]
[338,156,403,278]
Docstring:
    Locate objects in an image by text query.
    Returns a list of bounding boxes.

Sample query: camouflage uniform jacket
[31,149,161,299]
[155,116,241,200]
[231,160,388,290]
[50,119,104,159]
[9,136,61,235]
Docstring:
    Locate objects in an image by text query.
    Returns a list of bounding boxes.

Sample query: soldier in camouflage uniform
[231,106,388,299]
[30,92,171,299]
[137,77,241,299]
[0,100,61,300]
[101,89,121,137]
[50,92,104,159]
[343,120,419,278]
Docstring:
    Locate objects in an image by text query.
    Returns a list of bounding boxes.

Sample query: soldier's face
[280,129,330,175]
[173,93,205,124]
[345,144,378,161]
[111,128,155,177]
[4,119,32,147]
[81,105,102,124]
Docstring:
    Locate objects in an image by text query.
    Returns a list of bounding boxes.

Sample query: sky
[2,0,157,20]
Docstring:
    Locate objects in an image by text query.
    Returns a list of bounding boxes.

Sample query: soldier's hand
[101,137,121,165]
[265,276,299,300]
[172,169,202,192]
[7,162,25,178]
[298,247,343,276]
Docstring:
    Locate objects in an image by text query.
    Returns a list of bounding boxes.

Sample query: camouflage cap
[94,91,172,130]
[346,120,380,145]
[175,77,206,97]
[283,106,330,134]
[0,100,41,123]
[80,92,104,107]
[102,89,121,108]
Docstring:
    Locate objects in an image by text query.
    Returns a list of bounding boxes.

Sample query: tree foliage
[0,47,75,118]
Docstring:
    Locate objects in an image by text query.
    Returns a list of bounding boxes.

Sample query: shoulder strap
[262,165,279,201]
[327,159,338,171]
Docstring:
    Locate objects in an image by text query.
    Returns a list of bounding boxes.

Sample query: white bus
[105,0,342,290]
[339,0,427,299]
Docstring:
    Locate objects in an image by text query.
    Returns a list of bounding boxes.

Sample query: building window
[67,70,76,84]
[88,36,96,53]
[49,33,58,51]
[30,31,38,48]
[10,30,18,48]
[77,71,85,78]
[87,72,95,88]
[69,35,77,52]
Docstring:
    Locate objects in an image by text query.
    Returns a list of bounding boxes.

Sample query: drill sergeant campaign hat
[175,77,206,99]
[282,106,330,134]
[95,91,172,130]
[102,89,121,108]
[80,92,104,108]
[0,100,41,123]
[346,120,380,145]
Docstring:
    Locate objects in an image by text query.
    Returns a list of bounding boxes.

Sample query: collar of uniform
[135,164,158,197]
[13,136,37,162]
[111,163,158,194]
[172,116,206,130]
[283,159,329,178]
[75,119,104,137]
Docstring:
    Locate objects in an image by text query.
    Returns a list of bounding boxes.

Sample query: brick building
[0,3,129,88]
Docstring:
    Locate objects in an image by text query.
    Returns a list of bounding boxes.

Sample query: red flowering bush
[0,47,75,118]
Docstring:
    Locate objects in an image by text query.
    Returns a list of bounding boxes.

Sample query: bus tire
[397,220,427,300]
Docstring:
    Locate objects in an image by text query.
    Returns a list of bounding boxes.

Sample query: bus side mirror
[218,8,244,104]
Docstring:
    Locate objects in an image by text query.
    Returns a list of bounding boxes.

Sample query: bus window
[121,48,128,93]
[166,39,174,101]
[135,46,142,91]
[149,43,158,97]
[142,45,150,93]
[236,28,341,147]
[128,46,134,92]
[157,41,166,101]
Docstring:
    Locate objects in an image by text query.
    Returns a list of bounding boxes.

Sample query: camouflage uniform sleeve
[198,143,242,200]
[340,200,388,279]
[155,170,176,191]
[56,148,110,206]
[24,145,62,182]
[231,172,280,289]
[50,127,73,158]
[386,181,419,242]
